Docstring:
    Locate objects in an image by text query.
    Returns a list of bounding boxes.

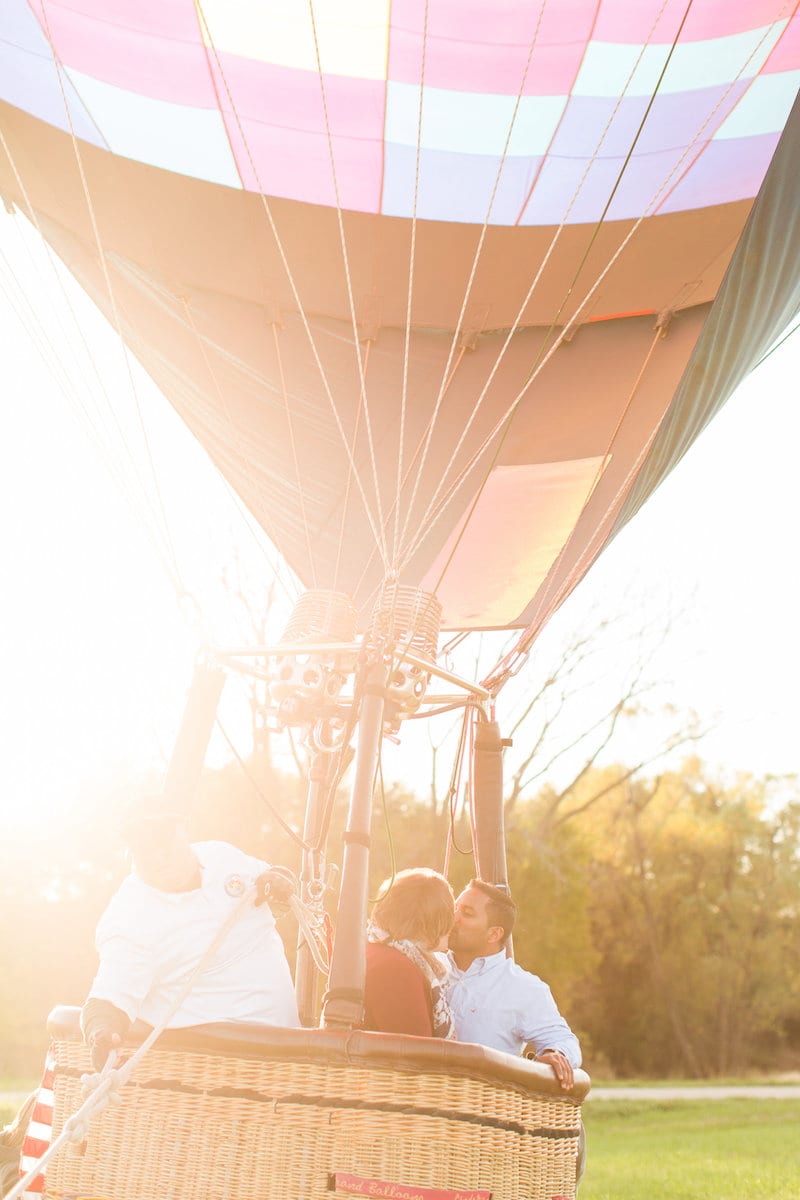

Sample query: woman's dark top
[363,941,433,1036]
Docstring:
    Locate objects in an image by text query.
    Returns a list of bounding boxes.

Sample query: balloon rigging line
[306,0,390,571]
[509,137,800,675]
[319,0,552,599]
[396,0,551,561]
[392,0,431,568]
[400,0,770,582]
[481,327,679,694]
[397,0,672,564]
[521,0,690,389]
[754,315,800,371]
[398,0,680,571]
[178,291,299,609]
[509,0,604,228]
[0,243,114,459]
[179,298,272,526]
[11,3,788,688]
[0,132,187,601]
[484,3,788,487]
[342,1,458,601]
[215,716,312,851]
[38,0,188,602]
[374,757,397,901]
[0,130,183,587]
[347,345,467,607]
[466,710,480,865]
[194,0,391,573]
[0,208,117,456]
[0,250,171,571]
[332,339,370,594]
[442,706,474,875]
[272,320,320,591]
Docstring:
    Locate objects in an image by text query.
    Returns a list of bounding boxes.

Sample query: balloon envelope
[1,1,799,636]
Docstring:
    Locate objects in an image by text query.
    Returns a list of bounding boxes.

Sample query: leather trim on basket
[47,1005,590,1101]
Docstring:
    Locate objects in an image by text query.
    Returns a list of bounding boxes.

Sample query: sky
[1,203,798,834]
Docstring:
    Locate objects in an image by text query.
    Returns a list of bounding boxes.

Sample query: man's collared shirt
[444,949,581,1066]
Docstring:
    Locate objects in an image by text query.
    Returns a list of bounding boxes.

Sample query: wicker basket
[43,1008,588,1200]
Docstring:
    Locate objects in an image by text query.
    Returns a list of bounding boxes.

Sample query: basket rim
[48,1005,590,1102]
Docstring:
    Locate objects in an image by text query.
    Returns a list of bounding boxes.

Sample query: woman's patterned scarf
[368,923,456,1040]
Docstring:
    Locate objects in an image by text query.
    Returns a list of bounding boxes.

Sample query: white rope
[2,881,333,1200]
[290,893,330,974]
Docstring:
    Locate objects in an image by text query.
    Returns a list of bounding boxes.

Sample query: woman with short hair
[363,868,456,1038]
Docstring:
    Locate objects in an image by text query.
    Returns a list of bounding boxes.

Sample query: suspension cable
[271,320,320,590]
[306,0,390,571]
[215,717,312,851]
[194,0,391,576]
[481,329,678,693]
[398,0,684,570]
[396,0,552,558]
[0,142,187,600]
[400,1,779,579]
[37,0,188,598]
[392,0,431,565]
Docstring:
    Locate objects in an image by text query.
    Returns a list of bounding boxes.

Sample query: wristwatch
[524,1045,556,1060]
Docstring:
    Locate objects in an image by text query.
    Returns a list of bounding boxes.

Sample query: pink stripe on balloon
[25,0,215,106]
[209,52,386,140]
[225,114,384,212]
[28,0,202,38]
[762,11,800,72]
[388,0,597,94]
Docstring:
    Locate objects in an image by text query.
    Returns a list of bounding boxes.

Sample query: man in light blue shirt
[445,879,581,1091]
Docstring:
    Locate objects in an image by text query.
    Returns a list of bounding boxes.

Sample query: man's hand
[535,1049,574,1092]
[254,866,298,912]
[88,1028,122,1072]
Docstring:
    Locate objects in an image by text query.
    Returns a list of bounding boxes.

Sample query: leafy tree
[570,761,800,1076]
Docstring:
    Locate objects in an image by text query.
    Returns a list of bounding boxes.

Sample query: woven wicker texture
[47,1038,582,1200]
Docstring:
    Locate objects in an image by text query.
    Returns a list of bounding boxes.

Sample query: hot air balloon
[2,3,799,1199]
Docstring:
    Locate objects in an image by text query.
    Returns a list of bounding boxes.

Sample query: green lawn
[580,1099,800,1199]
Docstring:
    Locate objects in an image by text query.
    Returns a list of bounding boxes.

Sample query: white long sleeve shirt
[89,841,300,1030]
[444,950,581,1067]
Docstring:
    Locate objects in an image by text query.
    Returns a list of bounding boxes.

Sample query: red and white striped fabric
[19,1046,55,1196]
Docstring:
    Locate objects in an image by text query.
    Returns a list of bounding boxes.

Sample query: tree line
[1,752,798,1081]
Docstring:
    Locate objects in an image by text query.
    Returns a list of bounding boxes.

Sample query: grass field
[580,1098,800,1199]
[1,1099,29,1126]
